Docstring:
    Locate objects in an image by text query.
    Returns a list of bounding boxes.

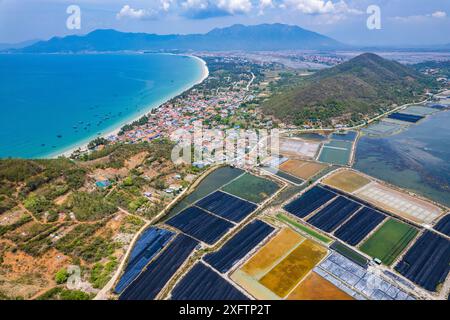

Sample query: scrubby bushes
[0,195,16,214]
[0,159,42,182]
[37,287,92,300]
[55,268,69,284]
[66,191,116,221]
[55,223,116,262]
[90,258,117,288]
[24,195,52,215]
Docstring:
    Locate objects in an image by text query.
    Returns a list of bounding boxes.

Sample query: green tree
[122,176,133,187]
[55,268,69,284]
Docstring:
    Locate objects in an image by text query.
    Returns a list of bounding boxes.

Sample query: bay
[0,53,204,158]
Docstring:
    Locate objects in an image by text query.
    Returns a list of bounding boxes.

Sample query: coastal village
[109,57,274,145]
[70,56,281,172]
[82,54,349,173]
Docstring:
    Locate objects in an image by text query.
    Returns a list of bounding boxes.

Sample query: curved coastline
[49,54,209,159]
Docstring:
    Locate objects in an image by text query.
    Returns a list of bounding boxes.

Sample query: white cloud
[161,0,173,12]
[217,0,252,14]
[283,0,334,14]
[281,0,361,15]
[279,0,362,25]
[259,0,273,7]
[431,11,446,19]
[182,0,209,10]
[180,0,252,16]
[258,0,274,15]
[116,0,363,21]
[392,11,447,22]
[333,0,362,15]
[260,0,274,9]
[116,5,154,20]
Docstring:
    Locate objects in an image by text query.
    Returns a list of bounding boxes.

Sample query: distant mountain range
[15,24,346,53]
[0,39,39,51]
[416,43,450,51]
[359,43,450,52]
[263,53,435,126]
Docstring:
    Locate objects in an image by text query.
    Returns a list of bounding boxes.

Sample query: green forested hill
[263,53,436,126]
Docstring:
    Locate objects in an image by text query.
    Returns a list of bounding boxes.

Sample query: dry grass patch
[0,248,70,299]
[279,160,327,180]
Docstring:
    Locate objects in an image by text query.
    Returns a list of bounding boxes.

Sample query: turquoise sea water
[0,53,204,158]
[354,110,450,207]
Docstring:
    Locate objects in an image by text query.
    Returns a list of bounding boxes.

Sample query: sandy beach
[52,54,209,159]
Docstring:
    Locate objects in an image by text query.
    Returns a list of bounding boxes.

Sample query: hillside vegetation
[0,140,202,299]
[263,53,436,126]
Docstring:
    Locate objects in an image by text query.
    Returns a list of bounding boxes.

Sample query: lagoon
[354,110,450,207]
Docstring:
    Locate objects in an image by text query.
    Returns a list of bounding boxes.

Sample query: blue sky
[0,0,449,46]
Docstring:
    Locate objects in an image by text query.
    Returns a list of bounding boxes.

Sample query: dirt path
[246,72,255,91]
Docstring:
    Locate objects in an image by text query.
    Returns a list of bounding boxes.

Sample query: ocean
[0,53,205,158]
[354,110,450,207]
